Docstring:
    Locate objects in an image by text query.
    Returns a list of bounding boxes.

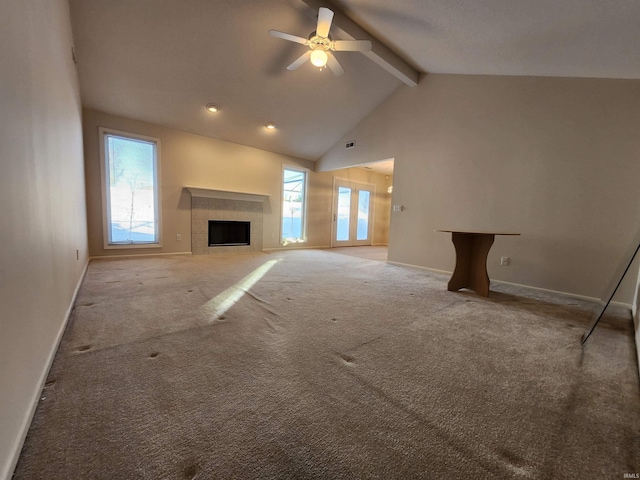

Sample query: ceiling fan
[268,7,372,76]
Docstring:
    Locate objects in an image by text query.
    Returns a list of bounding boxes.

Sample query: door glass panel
[356,190,371,241]
[336,186,351,241]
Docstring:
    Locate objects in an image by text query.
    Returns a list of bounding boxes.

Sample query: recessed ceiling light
[206,103,220,113]
[265,122,277,130]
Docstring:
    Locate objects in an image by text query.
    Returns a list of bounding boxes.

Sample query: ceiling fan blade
[326,52,344,76]
[287,50,312,70]
[316,7,334,38]
[269,30,308,45]
[332,40,372,52]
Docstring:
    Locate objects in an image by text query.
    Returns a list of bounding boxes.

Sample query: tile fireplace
[186,187,268,255]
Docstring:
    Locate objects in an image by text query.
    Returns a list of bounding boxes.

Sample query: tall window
[282,167,307,243]
[100,128,161,247]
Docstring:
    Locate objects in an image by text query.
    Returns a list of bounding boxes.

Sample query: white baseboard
[387,260,452,276]
[89,251,192,261]
[386,260,632,310]
[265,245,387,252]
[3,259,89,480]
[263,245,331,252]
[493,278,632,310]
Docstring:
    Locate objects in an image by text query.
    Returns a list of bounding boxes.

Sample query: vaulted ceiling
[69,0,640,162]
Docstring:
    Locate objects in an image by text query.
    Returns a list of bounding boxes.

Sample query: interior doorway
[329,158,394,249]
[332,179,375,247]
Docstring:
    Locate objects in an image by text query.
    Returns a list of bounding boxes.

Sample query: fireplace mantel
[185,186,270,203]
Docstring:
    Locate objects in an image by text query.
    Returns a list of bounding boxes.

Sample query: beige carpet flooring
[13,249,640,479]
[330,246,388,262]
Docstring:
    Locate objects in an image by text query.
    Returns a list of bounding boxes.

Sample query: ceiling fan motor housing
[308,33,332,51]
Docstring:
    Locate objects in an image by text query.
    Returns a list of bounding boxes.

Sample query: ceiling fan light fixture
[269,7,363,76]
[310,49,328,67]
[265,122,277,130]
[206,103,220,113]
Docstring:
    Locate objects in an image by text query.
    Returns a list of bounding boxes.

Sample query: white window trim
[281,164,310,244]
[99,127,163,249]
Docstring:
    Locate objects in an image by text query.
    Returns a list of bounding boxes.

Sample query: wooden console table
[437,230,520,297]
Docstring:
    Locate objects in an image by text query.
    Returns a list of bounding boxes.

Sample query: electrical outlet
[176,234,182,241]
[500,256,510,266]
[393,205,404,212]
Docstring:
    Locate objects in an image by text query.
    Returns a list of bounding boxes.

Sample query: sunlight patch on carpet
[203,259,279,320]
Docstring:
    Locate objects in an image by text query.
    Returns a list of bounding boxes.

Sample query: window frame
[98,127,163,249]
[281,165,309,244]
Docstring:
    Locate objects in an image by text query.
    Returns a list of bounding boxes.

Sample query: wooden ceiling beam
[295,0,420,86]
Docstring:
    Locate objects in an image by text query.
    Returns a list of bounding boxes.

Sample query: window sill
[104,243,163,250]
[281,239,307,246]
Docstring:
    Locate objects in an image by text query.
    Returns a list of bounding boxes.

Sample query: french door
[332,179,374,247]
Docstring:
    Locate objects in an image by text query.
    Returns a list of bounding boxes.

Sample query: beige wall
[0,1,88,478]
[318,74,640,302]
[83,109,391,256]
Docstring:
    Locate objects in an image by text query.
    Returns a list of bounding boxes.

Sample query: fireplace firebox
[208,220,250,246]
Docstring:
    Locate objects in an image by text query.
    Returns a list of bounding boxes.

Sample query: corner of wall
[1,0,89,477]
[632,266,640,380]
[2,260,89,480]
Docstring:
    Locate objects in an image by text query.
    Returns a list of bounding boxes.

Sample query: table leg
[447,233,495,297]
